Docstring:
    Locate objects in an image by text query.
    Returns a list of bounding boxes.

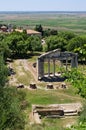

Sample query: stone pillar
[75,54,78,67]
[53,59,55,76]
[71,55,78,68]
[48,59,50,77]
[37,58,44,80]
[71,57,75,68]
[66,58,68,71]
[60,60,63,74]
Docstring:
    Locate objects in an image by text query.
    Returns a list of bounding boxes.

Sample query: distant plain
[0,12,86,34]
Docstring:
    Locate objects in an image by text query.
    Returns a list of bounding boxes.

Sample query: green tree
[67,36,86,62]
[0,52,25,130]
[43,29,58,37]
[4,32,25,55]
[0,87,25,130]
[58,31,75,41]
[0,33,6,41]
[16,40,27,54]
[35,24,43,36]
[0,55,8,87]
[45,35,67,51]
[25,36,42,52]
[0,41,11,60]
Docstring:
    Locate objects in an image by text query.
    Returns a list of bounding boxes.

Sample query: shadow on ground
[39,76,66,82]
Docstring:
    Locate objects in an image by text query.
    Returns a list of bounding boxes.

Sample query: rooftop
[15,29,41,35]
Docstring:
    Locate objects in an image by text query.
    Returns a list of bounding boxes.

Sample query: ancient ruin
[37,49,78,80]
[31,103,82,124]
[30,83,37,89]
[46,84,54,89]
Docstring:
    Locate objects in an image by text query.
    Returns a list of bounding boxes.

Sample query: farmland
[0,11,86,34]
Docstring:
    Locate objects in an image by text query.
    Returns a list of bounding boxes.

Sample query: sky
[0,0,86,11]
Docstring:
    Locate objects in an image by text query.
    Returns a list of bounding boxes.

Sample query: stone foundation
[31,103,82,124]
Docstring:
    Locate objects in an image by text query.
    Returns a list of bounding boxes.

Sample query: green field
[1,12,86,34]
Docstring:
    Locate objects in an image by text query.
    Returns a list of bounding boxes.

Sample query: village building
[15,28,41,36]
[0,25,8,32]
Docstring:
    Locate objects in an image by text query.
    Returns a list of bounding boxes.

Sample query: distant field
[0,12,86,34]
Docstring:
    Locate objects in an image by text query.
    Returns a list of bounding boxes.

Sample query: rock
[30,83,37,89]
[47,84,54,89]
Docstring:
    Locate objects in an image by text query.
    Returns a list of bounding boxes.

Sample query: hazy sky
[0,0,86,11]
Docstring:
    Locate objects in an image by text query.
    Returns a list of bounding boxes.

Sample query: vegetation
[0,40,26,129]
[0,55,8,87]
[35,24,43,36]
[67,35,86,61]
[62,68,86,98]
[61,68,86,130]
[0,13,86,129]
[43,31,86,62]
[0,87,25,130]
[44,35,67,51]
[25,35,42,52]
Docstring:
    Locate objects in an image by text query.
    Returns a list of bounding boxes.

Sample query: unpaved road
[8,59,38,86]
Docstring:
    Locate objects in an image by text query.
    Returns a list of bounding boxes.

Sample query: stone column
[60,60,63,74]
[37,58,44,80]
[53,59,55,76]
[48,59,50,77]
[71,55,78,68]
[75,54,78,67]
[66,58,68,71]
[71,57,75,68]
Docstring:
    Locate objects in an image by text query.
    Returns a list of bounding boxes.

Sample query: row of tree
[35,24,58,36]
[0,29,86,62]
[0,24,86,62]
[35,24,86,62]
[44,32,86,62]
[0,31,42,58]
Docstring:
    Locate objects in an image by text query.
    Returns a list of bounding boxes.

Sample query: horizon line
[0,10,86,12]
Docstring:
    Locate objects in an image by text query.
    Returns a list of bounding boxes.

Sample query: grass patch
[25,88,83,107]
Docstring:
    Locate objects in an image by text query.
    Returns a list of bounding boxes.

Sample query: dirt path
[8,59,38,86]
[8,62,18,86]
[21,59,37,82]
